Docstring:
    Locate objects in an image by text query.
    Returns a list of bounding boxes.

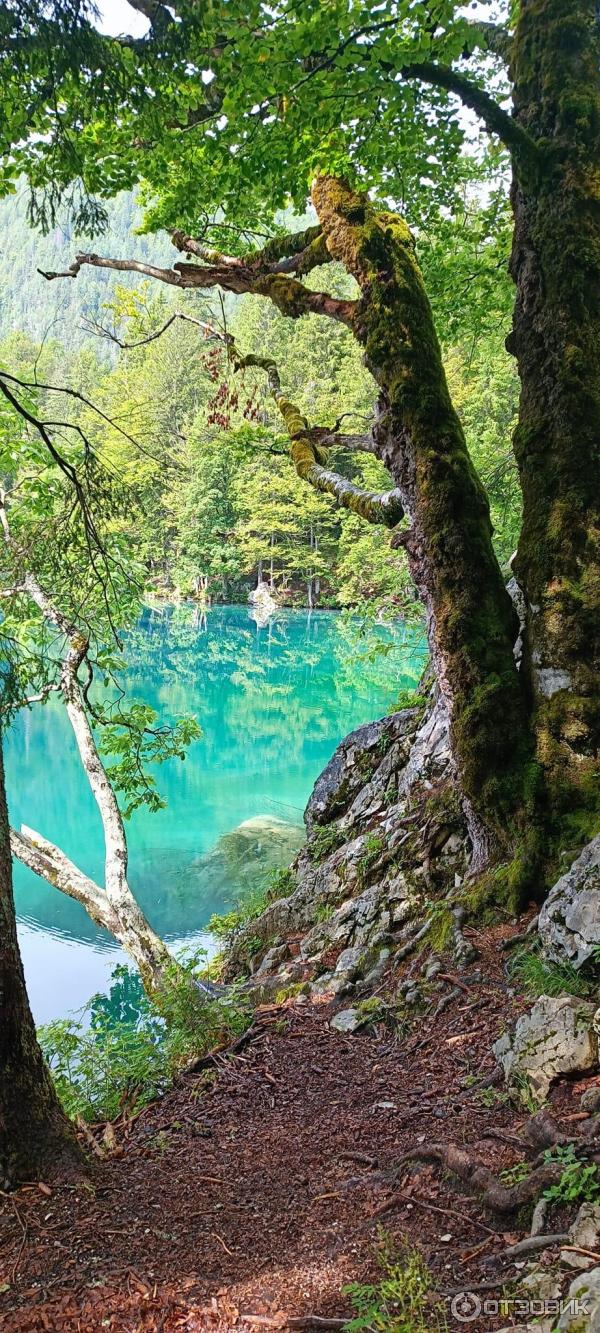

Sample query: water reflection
[7,605,426,1020]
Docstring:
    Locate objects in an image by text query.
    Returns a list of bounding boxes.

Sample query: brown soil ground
[1,922,597,1332]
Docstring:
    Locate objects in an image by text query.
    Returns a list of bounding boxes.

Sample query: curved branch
[401,62,538,167]
[234,351,403,527]
[84,311,220,351]
[171,224,331,277]
[10,826,118,934]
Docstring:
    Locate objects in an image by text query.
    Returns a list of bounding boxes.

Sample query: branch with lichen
[39,245,355,327]
[231,350,403,527]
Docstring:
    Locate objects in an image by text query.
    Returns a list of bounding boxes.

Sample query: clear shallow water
[7,604,426,1021]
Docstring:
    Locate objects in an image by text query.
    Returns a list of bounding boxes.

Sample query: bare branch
[40,252,356,327]
[84,310,229,351]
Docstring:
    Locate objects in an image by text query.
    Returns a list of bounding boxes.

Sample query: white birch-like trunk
[0,509,177,996]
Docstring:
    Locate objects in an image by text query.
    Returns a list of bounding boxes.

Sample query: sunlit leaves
[0,0,510,236]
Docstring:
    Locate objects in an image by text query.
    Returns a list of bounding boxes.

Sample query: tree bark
[0,734,82,1186]
[312,177,532,871]
[508,0,600,850]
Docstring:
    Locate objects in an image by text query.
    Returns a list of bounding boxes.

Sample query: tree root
[395,1143,565,1214]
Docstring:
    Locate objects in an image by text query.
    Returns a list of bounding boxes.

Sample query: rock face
[227,688,468,996]
[493,995,599,1104]
[558,1267,600,1331]
[305,708,418,829]
[539,835,600,970]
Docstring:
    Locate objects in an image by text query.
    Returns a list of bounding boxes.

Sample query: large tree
[2,0,599,883]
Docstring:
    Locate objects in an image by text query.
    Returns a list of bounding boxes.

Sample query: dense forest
[0,187,520,612]
[0,1,599,1330]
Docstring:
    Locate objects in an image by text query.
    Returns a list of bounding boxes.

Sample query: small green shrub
[343,1244,447,1333]
[508,949,594,1000]
[362,832,384,867]
[39,1013,169,1123]
[314,902,334,923]
[39,954,250,1123]
[208,866,295,938]
[308,824,346,863]
[499,1160,531,1187]
[394,688,424,713]
[476,1085,510,1109]
[543,1144,600,1206]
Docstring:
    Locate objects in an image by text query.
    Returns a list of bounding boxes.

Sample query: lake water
[7,604,426,1022]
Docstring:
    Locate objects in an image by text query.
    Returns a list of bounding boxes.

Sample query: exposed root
[394,1142,566,1214]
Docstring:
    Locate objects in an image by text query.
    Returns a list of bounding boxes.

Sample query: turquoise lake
[7,604,426,1022]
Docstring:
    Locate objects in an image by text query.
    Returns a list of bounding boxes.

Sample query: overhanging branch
[40,250,355,326]
[401,62,539,166]
[233,350,403,527]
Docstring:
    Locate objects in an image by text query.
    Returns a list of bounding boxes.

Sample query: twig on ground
[10,1199,27,1281]
[393,1190,499,1236]
[211,1231,235,1256]
[490,1232,569,1262]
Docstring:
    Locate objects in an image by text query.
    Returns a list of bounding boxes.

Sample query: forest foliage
[0,189,520,617]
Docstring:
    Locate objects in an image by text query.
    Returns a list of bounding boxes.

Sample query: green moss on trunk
[508,0,600,847]
[313,177,533,867]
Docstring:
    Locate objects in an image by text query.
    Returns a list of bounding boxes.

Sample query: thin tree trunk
[0,495,179,998]
[0,735,82,1186]
[16,571,173,994]
[508,0,600,852]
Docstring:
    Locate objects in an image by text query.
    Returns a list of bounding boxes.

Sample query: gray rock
[305,710,417,829]
[362,948,391,990]
[334,947,364,979]
[299,924,331,959]
[520,1266,561,1302]
[309,972,335,996]
[330,1008,362,1034]
[557,1266,600,1330]
[493,995,599,1104]
[582,1087,600,1113]
[562,1204,600,1270]
[530,1196,550,1237]
[255,943,289,976]
[539,834,600,970]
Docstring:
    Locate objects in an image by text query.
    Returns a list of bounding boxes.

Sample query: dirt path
[0,928,587,1331]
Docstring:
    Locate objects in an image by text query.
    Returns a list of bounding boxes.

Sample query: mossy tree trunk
[312,177,532,871]
[0,734,82,1186]
[508,0,600,852]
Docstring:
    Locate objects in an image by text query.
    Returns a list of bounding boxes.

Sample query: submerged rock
[539,835,600,970]
[198,815,304,900]
[493,995,599,1104]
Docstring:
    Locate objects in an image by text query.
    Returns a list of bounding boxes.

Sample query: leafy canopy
[1,0,510,235]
